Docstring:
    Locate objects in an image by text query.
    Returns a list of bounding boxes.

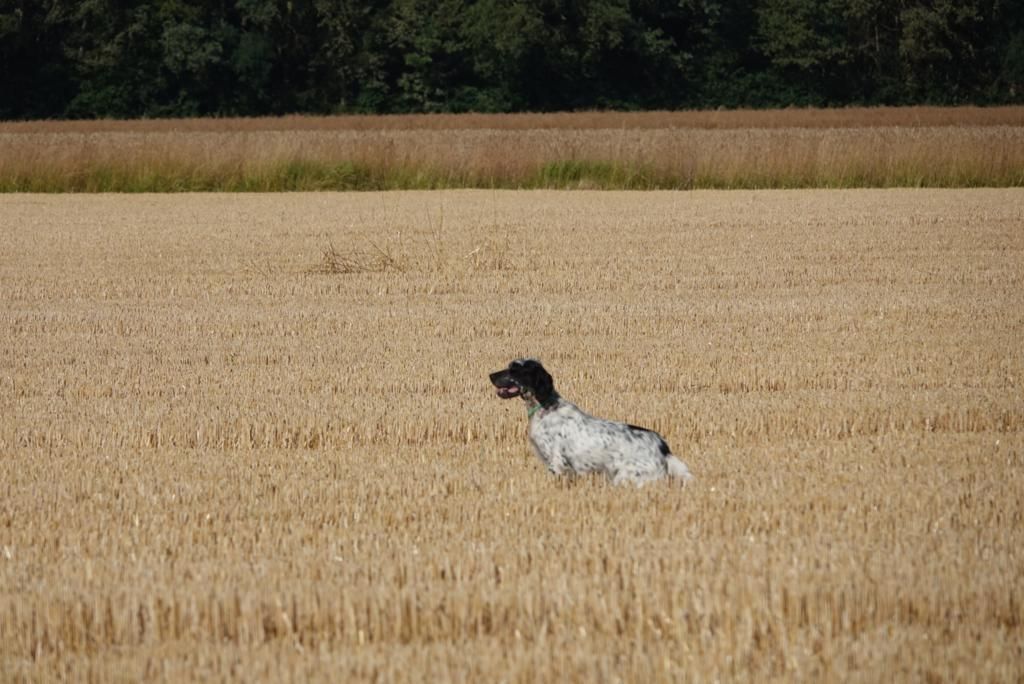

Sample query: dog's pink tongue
[496,386,519,398]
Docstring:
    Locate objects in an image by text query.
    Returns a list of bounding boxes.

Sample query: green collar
[527,397,558,418]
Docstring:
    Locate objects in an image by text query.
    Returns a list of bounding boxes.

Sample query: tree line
[3,0,1024,120]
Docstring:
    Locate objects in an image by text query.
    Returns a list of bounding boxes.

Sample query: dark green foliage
[1,0,1021,120]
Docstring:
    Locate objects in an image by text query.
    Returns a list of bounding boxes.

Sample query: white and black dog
[490,358,693,486]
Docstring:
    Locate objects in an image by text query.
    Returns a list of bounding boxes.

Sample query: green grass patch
[528,160,666,189]
[2,158,1022,192]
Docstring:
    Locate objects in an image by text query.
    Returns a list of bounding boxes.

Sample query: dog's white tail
[666,455,694,483]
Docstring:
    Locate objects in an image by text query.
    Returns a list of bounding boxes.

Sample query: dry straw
[2,107,1023,191]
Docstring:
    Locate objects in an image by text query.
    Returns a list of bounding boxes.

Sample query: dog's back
[529,401,692,485]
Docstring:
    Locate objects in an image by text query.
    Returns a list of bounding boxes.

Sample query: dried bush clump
[310,240,406,275]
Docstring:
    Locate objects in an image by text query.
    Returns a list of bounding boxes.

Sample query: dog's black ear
[531,364,554,403]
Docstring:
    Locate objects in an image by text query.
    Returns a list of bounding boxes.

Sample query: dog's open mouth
[489,369,522,399]
[495,385,521,399]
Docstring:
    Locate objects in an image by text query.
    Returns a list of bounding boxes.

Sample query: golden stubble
[1,189,1022,681]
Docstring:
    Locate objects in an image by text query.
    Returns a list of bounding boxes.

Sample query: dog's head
[489,358,555,404]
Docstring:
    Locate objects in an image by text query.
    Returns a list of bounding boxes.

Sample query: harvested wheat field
[1,189,1022,682]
